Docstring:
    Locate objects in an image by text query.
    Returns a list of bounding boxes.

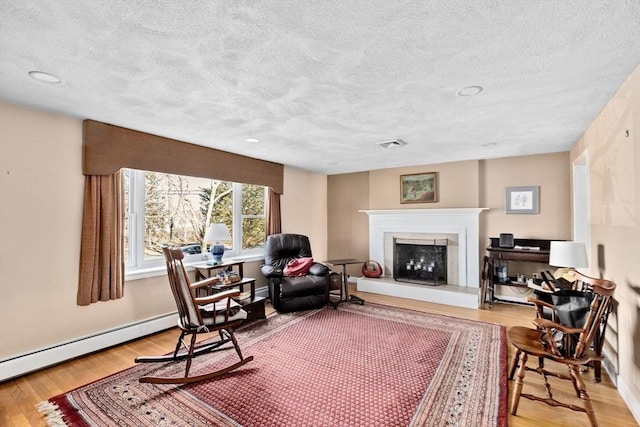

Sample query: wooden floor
[1,287,637,426]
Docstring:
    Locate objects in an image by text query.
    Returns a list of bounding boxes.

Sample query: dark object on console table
[485,238,554,306]
[499,233,514,248]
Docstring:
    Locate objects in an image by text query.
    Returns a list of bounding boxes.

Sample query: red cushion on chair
[283,257,314,276]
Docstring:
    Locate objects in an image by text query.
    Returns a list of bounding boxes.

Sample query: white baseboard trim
[0,312,178,382]
[617,375,640,425]
[0,288,270,382]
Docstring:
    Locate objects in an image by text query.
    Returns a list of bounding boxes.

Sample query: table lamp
[549,241,588,282]
[204,223,231,264]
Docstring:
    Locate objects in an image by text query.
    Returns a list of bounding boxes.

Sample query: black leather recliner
[261,233,330,313]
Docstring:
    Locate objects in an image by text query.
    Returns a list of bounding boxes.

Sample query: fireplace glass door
[393,238,447,286]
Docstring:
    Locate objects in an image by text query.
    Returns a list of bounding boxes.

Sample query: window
[125,169,266,269]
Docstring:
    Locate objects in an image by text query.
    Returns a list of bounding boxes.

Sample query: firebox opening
[393,238,448,286]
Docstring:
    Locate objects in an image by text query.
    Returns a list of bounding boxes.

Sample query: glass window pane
[125,169,267,270]
[242,217,265,250]
[242,184,265,216]
[207,181,233,250]
[143,172,233,260]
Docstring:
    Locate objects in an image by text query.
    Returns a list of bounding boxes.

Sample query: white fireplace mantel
[358,208,488,309]
[361,208,487,216]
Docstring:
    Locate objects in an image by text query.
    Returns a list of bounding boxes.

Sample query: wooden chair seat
[508,326,601,367]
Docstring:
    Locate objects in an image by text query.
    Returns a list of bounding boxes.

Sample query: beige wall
[327,172,369,265]
[0,101,327,360]
[368,160,480,209]
[327,153,571,281]
[281,166,328,260]
[570,65,640,411]
[479,153,572,241]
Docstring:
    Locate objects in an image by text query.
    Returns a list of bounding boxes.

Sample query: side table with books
[193,260,266,321]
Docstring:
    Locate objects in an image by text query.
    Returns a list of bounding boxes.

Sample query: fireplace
[393,238,448,286]
[358,208,487,309]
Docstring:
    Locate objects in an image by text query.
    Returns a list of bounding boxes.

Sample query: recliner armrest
[308,262,329,276]
[261,264,283,278]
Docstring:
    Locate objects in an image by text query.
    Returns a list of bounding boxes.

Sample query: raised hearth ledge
[358,208,488,309]
[357,278,479,309]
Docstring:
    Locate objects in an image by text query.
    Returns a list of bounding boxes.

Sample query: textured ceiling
[1,1,639,174]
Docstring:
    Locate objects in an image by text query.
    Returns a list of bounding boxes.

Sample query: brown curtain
[77,170,125,305]
[266,187,281,237]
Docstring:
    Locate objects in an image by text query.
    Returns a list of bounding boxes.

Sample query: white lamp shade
[549,241,588,268]
[204,223,231,242]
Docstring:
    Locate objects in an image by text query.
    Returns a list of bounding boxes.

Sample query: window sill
[125,253,266,282]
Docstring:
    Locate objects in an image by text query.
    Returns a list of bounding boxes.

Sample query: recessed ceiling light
[245,138,260,143]
[481,142,498,147]
[29,71,62,83]
[457,86,483,97]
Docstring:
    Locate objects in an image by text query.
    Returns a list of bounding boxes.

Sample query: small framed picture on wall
[400,172,438,204]
[505,186,539,214]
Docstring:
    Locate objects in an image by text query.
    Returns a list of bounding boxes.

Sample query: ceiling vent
[378,139,407,149]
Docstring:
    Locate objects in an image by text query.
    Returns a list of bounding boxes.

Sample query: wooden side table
[193,261,266,321]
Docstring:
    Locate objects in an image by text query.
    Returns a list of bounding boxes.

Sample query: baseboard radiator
[0,312,178,382]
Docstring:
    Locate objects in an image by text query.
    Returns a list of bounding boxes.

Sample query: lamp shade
[204,223,231,243]
[549,241,588,268]
[204,223,231,263]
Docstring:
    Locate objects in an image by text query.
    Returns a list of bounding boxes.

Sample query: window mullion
[232,182,242,254]
[134,170,146,267]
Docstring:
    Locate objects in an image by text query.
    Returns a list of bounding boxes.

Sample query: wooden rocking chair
[507,273,615,426]
[135,247,253,384]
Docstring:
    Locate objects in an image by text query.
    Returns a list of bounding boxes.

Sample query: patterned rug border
[37,303,508,427]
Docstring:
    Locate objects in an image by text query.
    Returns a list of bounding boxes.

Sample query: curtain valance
[83,120,284,194]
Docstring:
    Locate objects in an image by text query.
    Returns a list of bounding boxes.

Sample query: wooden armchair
[507,273,615,426]
[135,247,253,384]
[513,270,612,382]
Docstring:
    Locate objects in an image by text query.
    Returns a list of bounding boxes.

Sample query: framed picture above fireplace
[505,186,539,214]
[400,172,438,204]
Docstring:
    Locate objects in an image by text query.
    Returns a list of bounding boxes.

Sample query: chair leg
[173,331,187,357]
[510,351,528,415]
[184,333,198,377]
[508,349,521,380]
[569,365,598,427]
[227,329,245,360]
[593,360,602,383]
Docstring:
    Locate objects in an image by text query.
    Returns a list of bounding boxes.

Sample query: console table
[193,260,266,321]
[485,238,553,305]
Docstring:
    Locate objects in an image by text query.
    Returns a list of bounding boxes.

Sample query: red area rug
[38,303,507,426]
